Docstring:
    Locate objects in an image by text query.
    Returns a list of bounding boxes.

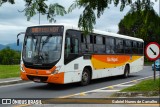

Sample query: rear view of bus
[20,25,65,84]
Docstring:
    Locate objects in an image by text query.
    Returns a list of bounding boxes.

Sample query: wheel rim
[82,72,88,83]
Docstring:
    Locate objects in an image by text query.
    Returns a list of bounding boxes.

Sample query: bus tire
[123,65,130,78]
[80,68,91,86]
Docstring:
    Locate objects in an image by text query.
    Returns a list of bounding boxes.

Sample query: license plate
[33,78,41,82]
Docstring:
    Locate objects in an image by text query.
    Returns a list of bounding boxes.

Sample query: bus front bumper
[20,72,64,84]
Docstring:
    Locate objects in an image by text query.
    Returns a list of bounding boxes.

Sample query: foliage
[0,0,67,23]
[68,0,157,35]
[0,0,158,34]
[22,0,67,23]
[121,78,160,92]
[0,0,15,6]
[118,1,160,44]
[0,47,21,65]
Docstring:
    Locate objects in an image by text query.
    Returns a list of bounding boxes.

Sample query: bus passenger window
[115,39,124,54]
[105,37,115,54]
[132,41,138,54]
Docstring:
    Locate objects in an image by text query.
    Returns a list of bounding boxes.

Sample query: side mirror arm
[17,32,25,46]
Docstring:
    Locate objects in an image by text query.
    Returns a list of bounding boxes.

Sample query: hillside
[0,43,22,51]
[0,44,5,50]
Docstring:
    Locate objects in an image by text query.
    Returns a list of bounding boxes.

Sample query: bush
[0,47,21,65]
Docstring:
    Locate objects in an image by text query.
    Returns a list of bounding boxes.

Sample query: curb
[0,79,28,86]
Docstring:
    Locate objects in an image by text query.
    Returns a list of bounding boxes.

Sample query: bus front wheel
[80,68,91,86]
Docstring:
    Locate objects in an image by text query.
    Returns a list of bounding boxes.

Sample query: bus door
[64,31,79,65]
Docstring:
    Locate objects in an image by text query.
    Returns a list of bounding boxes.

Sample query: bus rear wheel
[123,65,130,78]
[80,68,91,86]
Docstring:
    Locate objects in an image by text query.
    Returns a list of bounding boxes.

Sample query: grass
[111,78,160,97]
[121,78,160,92]
[0,65,20,79]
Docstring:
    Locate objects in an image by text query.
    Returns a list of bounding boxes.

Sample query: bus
[17,24,144,85]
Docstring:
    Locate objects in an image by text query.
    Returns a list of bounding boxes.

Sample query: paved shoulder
[0,77,28,86]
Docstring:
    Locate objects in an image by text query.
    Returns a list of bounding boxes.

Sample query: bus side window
[132,41,138,54]
[65,37,71,57]
[72,38,79,54]
[105,37,115,54]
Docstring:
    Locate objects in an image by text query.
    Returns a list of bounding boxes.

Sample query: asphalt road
[0,66,159,98]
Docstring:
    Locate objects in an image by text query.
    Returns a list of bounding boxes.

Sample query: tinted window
[81,34,84,43]
[94,45,105,53]
[115,38,124,54]
[93,35,105,53]
[138,42,144,54]
[81,35,93,53]
[105,37,115,54]
[124,40,132,54]
[96,36,103,44]
[65,37,71,57]
[73,38,79,53]
[132,41,138,54]
[81,44,93,53]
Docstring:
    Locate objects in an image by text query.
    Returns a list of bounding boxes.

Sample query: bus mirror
[17,38,19,46]
[16,32,25,46]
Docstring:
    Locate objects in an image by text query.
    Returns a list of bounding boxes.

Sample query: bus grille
[27,75,48,82]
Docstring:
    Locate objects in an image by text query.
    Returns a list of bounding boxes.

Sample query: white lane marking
[97,74,160,90]
[0,79,22,84]
[115,84,135,87]
[91,90,120,92]
[59,74,160,98]
[0,82,33,88]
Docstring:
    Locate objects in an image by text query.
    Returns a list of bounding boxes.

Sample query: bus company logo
[107,57,118,62]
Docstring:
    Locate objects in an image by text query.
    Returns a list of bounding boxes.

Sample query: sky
[0,0,159,45]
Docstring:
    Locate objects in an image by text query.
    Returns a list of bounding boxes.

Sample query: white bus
[17,24,144,85]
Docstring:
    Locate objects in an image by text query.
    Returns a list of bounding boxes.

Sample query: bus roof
[29,23,144,42]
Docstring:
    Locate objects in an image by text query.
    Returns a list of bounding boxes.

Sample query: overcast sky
[0,0,159,45]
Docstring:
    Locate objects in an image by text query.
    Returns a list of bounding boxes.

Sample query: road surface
[0,66,159,98]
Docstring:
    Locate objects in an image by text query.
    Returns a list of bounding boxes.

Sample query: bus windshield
[23,34,62,64]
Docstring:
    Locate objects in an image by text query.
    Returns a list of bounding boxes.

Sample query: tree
[0,0,158,34]
[0,0,67,23]
[0,47,21,65]
[118,0,160,44]
[68,0,157,34]
[0,0,15,6]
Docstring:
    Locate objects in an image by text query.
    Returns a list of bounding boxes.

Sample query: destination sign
[27,26,63,34]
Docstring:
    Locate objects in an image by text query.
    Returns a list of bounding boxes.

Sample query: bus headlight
[52,66,61,74]
[20,64,25,72]
[20,60,25,72]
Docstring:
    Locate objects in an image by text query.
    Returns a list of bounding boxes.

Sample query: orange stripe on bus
[92,55,130,64]
[91,55,142,69]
